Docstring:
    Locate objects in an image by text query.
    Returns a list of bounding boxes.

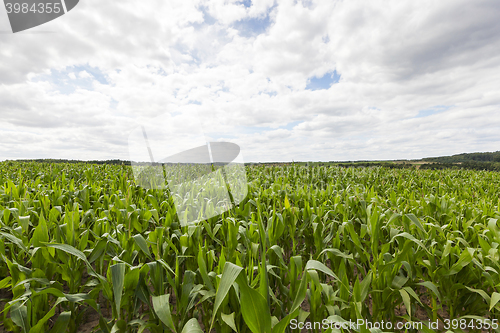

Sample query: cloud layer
[1,0,500,162]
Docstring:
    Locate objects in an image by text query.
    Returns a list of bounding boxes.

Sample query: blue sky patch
[73,65,108,84]
[109,98,118,109]
[232,11,273,37]
[259,91,277,97]
[282,120,303,130]
[194,5,216,27]
[414,105,453,118]
[31,64,108,94]
[306,70,341,91]
[240,0,252,8]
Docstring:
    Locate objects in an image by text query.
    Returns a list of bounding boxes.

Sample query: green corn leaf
[271,269,308,333]
[448,247,474,275]
[267,245,287,268]
[465,286,491,304]
[48,311,71,333]
[45,243,89,265]
[197,246,214,291]
[319,248,354,261]
[391,275,408,289]
[11,303,29,333]
[152,294,176,333]
[111,263,126,319]
[236,273,272,333]
[304,260,348,292]
[258,249,270,307]
[210,262,243,330]
[221,312,238,332]
[0,276,11,289]
[99,316,112,333]
[0,232,27,252]
[284,196,291,209]
[29,298,66,333]
[32,216,48,247]
[124,266,141,291]
[418,281,441,301]
[181,318,203,333]
[399,289,411,318]
[402,286,423,306]
[19,216,30,234]
[133,234,153,260]
[405,213,426,234]
[490,292,500,311]
[359,272,372,302]
[391,232,430,254]
[110,320,127,333]
[88,239,107,263]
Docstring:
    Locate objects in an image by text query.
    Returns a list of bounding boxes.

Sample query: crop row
[0,162,499,332]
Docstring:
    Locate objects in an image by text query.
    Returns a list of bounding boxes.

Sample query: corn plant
[0,161,500,332]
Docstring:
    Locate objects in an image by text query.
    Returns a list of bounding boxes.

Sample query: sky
[1,0,500,162]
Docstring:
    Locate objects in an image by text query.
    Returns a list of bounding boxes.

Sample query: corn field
[1,161,500,332]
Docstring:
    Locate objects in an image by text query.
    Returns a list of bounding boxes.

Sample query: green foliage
[0,161,500,332]
[423,151,500,163]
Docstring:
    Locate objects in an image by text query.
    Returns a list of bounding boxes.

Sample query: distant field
[1,161,500,332]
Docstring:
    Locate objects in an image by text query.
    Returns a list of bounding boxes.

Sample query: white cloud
[1,0,500,162]
[78,70,92,79]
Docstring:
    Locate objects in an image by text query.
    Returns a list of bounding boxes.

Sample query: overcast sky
[1,0,500,162]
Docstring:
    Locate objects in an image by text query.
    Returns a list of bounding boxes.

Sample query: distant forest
[420,161,500,171]
[12,159,132,165]
[418,151,500,171]
[7,151,500,172]
[423,151,500,163]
